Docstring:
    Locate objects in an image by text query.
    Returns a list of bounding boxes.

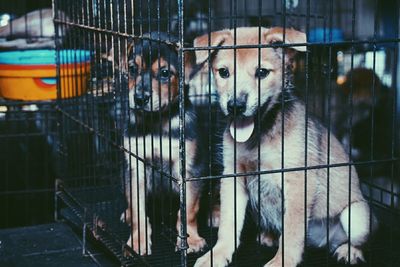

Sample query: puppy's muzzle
[134,92,150,107]
[227,95,247,116]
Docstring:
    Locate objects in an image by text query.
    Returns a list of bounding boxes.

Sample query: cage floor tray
[57,185,400,267]
[0,223,117,267]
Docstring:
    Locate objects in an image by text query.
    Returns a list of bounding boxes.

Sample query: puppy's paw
[175,235,207,254]
[187,236,207,253]
[125,229,152,256]
[194,247,232,267]
[334,244,365,265]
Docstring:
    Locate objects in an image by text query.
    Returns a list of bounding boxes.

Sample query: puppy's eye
[218,68,230,79]
[160,69,171,79]
[255,68,270,79]
[271,40,284,46]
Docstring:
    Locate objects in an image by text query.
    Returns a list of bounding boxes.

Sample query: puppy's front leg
[124,138,152,255]
[176,181,207,253]
[265,171,311,267]
[194,174,248,267]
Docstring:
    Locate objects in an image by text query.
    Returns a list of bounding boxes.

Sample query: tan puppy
[193,27,374,267]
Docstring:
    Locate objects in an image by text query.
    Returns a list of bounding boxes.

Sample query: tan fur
[193,27,372,267]
[193,27,305,118]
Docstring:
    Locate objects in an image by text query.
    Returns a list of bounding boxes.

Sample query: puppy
[121,32,208,256]
[335,68,395,178]
[193,27,374,267]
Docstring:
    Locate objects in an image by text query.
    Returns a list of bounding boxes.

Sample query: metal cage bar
[1,0,399,266]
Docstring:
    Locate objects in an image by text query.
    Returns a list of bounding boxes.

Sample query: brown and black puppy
[121,32,208,256]
[193,27,374,267]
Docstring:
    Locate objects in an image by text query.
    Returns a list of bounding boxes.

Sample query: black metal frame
[1,0,399,266]
[53,1,400,267]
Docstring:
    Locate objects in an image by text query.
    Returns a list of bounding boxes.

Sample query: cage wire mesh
[54,0,399,266]
[0,100,57,228]
[0,0,394,266]
[0,0,58,229]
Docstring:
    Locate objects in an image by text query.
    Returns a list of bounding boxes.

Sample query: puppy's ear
[193,30,231,66]
[265,27,307,52]
[122,39,135,72]
[184,50,195,83]
[126,41,135,58]
[102,47,114,62]
[105,39,135,72]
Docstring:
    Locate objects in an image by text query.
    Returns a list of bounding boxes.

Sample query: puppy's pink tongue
[229,117,254,142]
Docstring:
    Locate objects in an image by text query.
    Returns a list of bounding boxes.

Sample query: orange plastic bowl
[0,50,91,101]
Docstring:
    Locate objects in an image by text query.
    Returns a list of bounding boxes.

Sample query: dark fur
[122,32,221,255]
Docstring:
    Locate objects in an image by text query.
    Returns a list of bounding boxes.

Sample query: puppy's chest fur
[223,128,286,233]
[123,109,198,193]
[223,102,308,179]
[221,105,296,231]
[222,100,366,242]
[222,102,326,232]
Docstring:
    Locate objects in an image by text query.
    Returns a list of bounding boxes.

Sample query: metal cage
[1,0,399,266]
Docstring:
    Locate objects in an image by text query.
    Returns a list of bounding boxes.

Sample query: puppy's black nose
[227,99,246,115]
[134,93,150,107]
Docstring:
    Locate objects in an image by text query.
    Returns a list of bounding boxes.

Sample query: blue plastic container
[0,49,91,100]
[0,49,91,65]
